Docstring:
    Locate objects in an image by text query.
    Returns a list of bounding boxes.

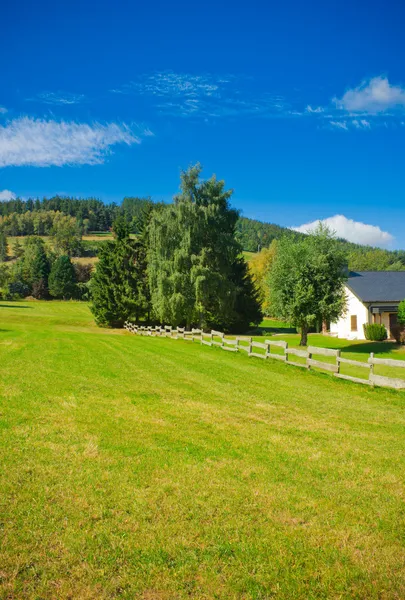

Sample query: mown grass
[1,301,405,599]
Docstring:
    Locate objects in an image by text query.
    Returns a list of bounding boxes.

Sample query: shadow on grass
[250,326,297,336]
[0,304,33,309]
[342,341,399,354]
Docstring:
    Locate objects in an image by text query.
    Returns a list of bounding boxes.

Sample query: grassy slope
[1,302,405,599]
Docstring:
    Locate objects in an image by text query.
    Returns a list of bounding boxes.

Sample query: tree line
[1,194,404,271]
[0,235,92,301]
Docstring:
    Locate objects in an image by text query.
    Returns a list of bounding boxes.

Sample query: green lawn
[1,302,405,599]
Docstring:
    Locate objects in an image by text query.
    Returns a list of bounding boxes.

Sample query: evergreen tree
[12,238,24,259]
[48,256,76,299]
[268,225,347,345]
[0,229,8,262]
[90,220,150,327]
[22,237,51,297]
[148,164,262,331]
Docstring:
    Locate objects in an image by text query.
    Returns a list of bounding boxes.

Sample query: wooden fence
[123,322,405,391]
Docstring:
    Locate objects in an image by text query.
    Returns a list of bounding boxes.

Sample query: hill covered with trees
[1,194,404,271]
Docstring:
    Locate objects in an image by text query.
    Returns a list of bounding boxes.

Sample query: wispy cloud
[29,91,86,105]
[0,117,150,167]
[306,105,324,114]
[0,107,7,114]
[334,76,405,114]
[112,71,291,118]
[0,189,16,201]
[293,214,394,247]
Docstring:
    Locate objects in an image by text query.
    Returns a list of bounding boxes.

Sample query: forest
[1,192,404,272]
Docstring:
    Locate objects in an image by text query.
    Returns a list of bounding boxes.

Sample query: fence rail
[123,322,405,392]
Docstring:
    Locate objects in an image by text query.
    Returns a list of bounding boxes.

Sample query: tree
[51,214,82,256]
[12,238,24,259]
[0,229,8,262]
[248,240,277,314]
[147,164,262,331]
[48,256,76,299]
[398,299,405,326]
[21,236,51,297]
[268,225,348,345]
[90,221,150,327]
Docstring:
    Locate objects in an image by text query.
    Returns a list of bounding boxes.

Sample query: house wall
[330,287,369,340]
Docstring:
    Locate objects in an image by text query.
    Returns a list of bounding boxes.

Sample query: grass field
[1,302,405,599]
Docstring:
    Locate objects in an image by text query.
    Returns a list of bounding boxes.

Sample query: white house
[330,271,405,340]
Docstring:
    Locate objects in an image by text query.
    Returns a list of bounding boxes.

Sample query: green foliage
[148,164,262,331]
[398,299,405,326]
[0,229,8,262]
[363,323,388,341]
[51,213,82,256]
[12,238,24,259]
[0,263,10,298]
[48,256,76,299]
[19,236,51,297]
[268,225,348,345]
[90,231,150,327]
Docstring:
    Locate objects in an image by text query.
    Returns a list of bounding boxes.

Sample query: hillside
[1,196,405,270]
[1,300,405,598]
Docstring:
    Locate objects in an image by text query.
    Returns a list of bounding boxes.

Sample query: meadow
[1,301,405,599]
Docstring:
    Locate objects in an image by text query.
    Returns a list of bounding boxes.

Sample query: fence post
[307,348,312,370]
[285,342,289,362]
[369,352,374,385]
[336,350,341,374]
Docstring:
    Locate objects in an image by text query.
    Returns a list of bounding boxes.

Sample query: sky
[1,0,404,248]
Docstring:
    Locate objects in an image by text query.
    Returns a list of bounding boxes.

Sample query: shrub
[391,324,405,345]
[363,323,388,341]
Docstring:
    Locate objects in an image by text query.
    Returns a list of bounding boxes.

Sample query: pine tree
[90,220,150,327]
[48,256,76,300]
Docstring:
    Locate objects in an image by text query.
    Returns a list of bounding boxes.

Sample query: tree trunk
[322,320,328,335]
[299,324,308,346]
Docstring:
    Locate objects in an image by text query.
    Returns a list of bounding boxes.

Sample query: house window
[350,315,358,331]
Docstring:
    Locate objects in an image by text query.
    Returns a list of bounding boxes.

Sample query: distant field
[1,301,405,598]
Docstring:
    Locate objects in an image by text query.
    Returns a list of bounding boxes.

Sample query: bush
[363,323,388,341]
[391,324,405,345]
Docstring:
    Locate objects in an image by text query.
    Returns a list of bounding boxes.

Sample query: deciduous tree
[268,225,347,345]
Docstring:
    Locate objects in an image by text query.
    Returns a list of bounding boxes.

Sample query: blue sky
[1,0,405,248]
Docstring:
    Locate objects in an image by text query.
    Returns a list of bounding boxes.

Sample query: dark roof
[347,271,405,303]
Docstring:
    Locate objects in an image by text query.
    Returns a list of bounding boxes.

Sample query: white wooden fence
[123,322,405,391]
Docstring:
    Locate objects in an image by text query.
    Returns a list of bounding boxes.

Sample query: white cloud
[334,76,405,114]
[0,106,7,114]
[0,117,148,167]
[292,214,394,247]
[306,105,324,113]
[329,120,348,130]
[0,189,16,201]
[33,91,86,105]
